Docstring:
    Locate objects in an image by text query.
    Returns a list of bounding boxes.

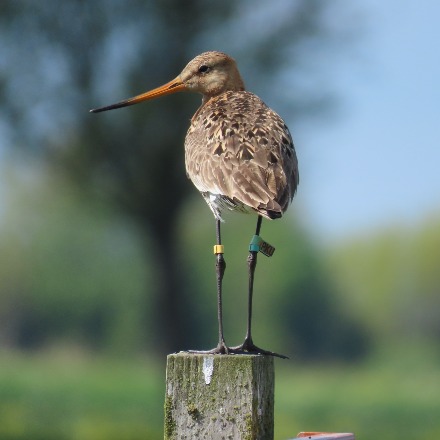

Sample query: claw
[229,338,288,359]
[186,341,230,355]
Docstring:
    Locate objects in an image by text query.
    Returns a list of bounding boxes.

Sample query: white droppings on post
[203,356,214,384]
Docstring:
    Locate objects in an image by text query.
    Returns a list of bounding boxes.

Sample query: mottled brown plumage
[182,52,298,221]
[90,51,299,357]
[185,89,298,220]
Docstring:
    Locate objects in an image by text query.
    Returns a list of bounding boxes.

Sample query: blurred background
[0,0,439,439]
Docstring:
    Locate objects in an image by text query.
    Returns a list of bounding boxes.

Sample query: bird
[90,51,299,357]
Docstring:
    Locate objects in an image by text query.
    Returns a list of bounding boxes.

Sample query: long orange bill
[90,77,186,113]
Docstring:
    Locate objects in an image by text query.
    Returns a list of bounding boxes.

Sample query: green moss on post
[164,353,274,440]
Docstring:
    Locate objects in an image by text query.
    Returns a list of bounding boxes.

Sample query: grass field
[0,348,438,440]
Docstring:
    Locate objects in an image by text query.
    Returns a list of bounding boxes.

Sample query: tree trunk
[144,215,191,355]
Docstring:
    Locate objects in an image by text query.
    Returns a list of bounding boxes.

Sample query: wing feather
[185,91,299,218]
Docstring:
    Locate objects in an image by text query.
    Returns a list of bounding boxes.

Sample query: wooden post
[164,353,274,440]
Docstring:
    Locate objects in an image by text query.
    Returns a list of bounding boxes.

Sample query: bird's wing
[185,92,298,218]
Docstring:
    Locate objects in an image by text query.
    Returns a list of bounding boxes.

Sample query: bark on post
[164,353,274,440]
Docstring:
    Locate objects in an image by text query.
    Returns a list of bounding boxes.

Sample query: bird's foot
[229,338,288,359]
[185,340,230,355]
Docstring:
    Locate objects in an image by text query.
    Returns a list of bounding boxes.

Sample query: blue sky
[295,0,440,241]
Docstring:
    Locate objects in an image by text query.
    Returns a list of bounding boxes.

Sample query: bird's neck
[193,71,246,121]
[225,70,246,94]
[201,75,245,106]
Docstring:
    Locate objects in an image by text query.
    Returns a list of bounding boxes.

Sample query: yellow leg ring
[213,244,224,254]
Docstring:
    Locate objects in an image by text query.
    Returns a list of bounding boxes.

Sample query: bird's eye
[198,65,210,74]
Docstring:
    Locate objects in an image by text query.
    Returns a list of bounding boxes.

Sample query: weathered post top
[164,353,275,440]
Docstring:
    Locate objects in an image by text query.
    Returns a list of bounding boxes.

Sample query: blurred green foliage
[327,216,440,351]
[0,352,165,440]
[0,167,150,353]
[0,165,370,361]
[1,155,439,362]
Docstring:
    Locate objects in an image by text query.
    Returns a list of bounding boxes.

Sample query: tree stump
[164,353,274,440]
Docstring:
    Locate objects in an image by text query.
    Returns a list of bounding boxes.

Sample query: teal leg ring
[249,235,262,252]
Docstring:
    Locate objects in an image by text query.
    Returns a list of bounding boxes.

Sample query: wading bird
[91,51,299,357]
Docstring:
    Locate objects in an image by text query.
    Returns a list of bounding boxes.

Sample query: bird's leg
[213,219,228,353]
[187,219,229,355]
[241,215,261,349]
[230,215,288,359]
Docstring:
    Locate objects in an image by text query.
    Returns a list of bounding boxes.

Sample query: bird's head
[90,51,245,113]
[179,51,245,97]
